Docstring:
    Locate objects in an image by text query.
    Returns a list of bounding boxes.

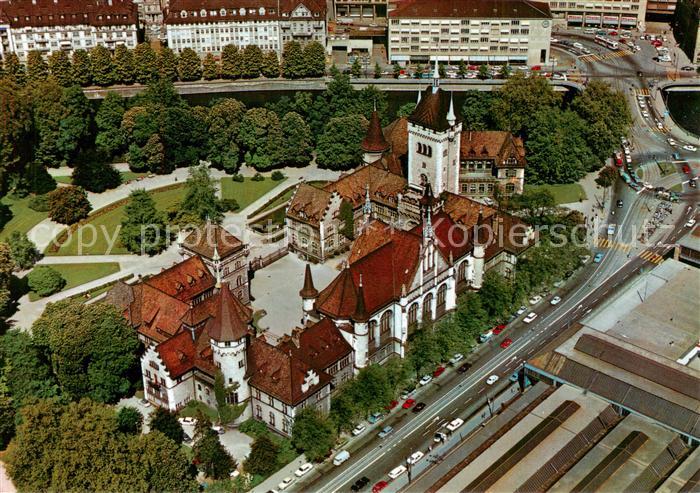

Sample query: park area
[27,262,120,301]
[523,183,587,205]
[0,195,48,241]
[220,176,283,211]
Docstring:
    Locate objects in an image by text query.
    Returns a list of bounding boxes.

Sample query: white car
[683,145,698,152]
[642,111,650,118]
[668,138,677,146]
[657,122,664,130]
[529,295,542,305]
[294,463,314,477]
[278,477,295,490]
[638,101,646,108]
[446,418,464,432]
[388,465,408,480]
[407,451,425,465]
[449,353,464,365]
[516,305,527,316]
[419,375,433,386]
[550,296,562,305]
[523,312,538,324]
[351,424,366,436]
[178,417,197,426]
[686,218,697,228]
[211,425,225,434]
[486,375,499,385]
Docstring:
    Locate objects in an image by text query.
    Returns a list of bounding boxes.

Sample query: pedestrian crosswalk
[636,88,650,96]
[594,237,632,253]
[579,50,634,63]
[639,249,664,264]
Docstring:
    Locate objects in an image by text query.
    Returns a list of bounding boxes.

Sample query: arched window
[408,303,419,328]
[437,284,447,316]
[422,293,433,322]
[427,146,432,157]
[380,310,393,334]
[369,320,377,342]
[458,261,467,281]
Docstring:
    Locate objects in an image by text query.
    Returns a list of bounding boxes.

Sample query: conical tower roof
[206,283,253,343]
[299,264,319,299]
[352,275,369,323]
[361,110,390,153]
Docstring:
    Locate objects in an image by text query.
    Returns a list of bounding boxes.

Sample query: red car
[384,400,398,411]
[433,366,446,378]
[652,40,663,47]
[402,398,416,409]
[492,324,507,335]
[683,164,691,174]
[372,481,389,493]
[500,338,513,349]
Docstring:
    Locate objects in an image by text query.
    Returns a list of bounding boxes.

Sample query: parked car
[294,463,314,477]
[333,450,350,466]
[449,353,464,365]
[384,400,399,411]
[212,425,225,435]
[352,424,366,436]
[668,138,678,146]
[550,296,562,305]
[183,433,192,443]
[407,451,425,465]
[372,481,388,493]
[594,252,605,263]
[580,255,591,264]
[434,431,448,443]
[523,312,538,324]
[500,338,513,349]
[492,324,507,335]
[681,65,695,71]
[486,375,499,385]
[690,179,697,189]
[686,218,696,228]
[413,402,427,413]
[458,362,471,374]
[351,477,370,492]
[419,375,433,386]
[509,372,519,383]
[446,418,464,432]
[684,145,698,152]
[368,412,384,424]
[178,417,197,426]
[617,199,624,208]
[400,387,416,400]
[378,426,394,439]
[516,305,527,316]
[278,477,295,490]
[529,295,542,305]
[433,366,446,378]
[402,398,416,409]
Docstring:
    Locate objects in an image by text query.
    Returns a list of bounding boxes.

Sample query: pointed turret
[363,183,372,218]
[352,274,369,323]
[432,57,440,94]
[361,109,390,157]
[417,88,422,104]
[447,92,456,127]
[299,264,318,299]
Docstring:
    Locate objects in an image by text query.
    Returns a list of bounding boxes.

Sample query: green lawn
[220,177,285,211]
[53,171,147,186]
[524,183,587,205]
[50,185,185,256]
[28,262,121,301]
[0,195,49,241]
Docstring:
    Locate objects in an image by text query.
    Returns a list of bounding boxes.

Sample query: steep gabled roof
[384,117,409,160]
[326,164,406,209]
[182,222,245,260]
[411,210,473,261]
[277,318,353,372]
[165,0,326,24]
[286,183,333,226]
[461,131,527,168]
[408,87,456,132]
[146,255,215,302]
[0,0,138,28]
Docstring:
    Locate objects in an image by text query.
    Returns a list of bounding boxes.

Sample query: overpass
[658,80,700,92]
[82,77,582,99]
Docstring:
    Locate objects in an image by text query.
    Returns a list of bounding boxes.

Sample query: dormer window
[239,7,246,15]
[259,7,265,15]
[200,9,207,17]
[180,10,187,18]
[220,8,226,16]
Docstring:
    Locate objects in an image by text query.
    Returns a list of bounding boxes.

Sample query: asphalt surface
[294,31,698,493]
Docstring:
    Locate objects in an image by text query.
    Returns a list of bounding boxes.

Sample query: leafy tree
[120,189,168,255]
[180,164,223,224]
[0,204,11,230]
[203,53,219,80]
[134,43,160,84]
[47,50,73,86]
[157,46,179,82]
[261,50,280,78]
[315,114,368,170]
[3,52,26,85]
[32,300,140,402]
[90,45,116,86]
[177,48,202,82]
[214,371,244,425]
[57,84,94,160]
[457,60,467,78]
[393,62,401,79]
[238,108,284,170]
[117,406,143,434]
[135,431,199,491]
[113,44,135,85]
[282,41,305,79]
[149,407,184,444]
[5,231,38,270]
[525,107,596,184]
[501,64,512,79]
[221,44,243,80]
[242,44,263,79]
[291,407,336,462]
[351,57,362,78]
[510,188,556,225]
[0,243,13,315]
[396,102,416,118]
[27,266,65,297]
[72,149,121,193]
[374,62,382,79]
[414,63,423,78]
[143,133,168,174]
[478,65,490,80]
[479,271,514,319]
[245,434,278,476]
[406,327,441,379]
[281,112,313,167]
[95,92,127,156]
[0,330,59,406]
[205,98,246,173]
[460,90,495,130]
[0,395,15,450]
[0,79,32,194]
[26,50,48,83]
[595,165,618,189]
[492,73,562,134]
[46,186,91,225]
[194,429,236,479]
[303,41,326,77]
[329,389,360,432]
[71,49,92,86]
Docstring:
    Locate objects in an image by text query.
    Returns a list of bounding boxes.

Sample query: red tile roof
[204,283,253,342]
[361,110,390,153]
[146,255,215,302]
[461,131,526,168]
[0,0,138,28]
[155,323,218,379]
[411,210,473,261]
[326,164,405,209]
[383,117,408,160]
[277,318,353,372]
[182,222,245,260]
[286,183,334,227]
[408,88,456,132]
[369,153,404,177]
[389,0,551,19]
[247,336,332,406]
[165,0,325,25]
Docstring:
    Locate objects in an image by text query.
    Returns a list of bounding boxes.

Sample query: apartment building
[545,0,647,29]
[0,0,138,61]
[164,0,325,55]
[387,0,552,66]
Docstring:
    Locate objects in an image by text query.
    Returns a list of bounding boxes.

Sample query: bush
[0,203,11,230]
[239,418,269,438]
[117,406,143,435]
[27,194,50,212]
[271,171,285,181]
[251,173,265,182]
[27,266,65,297]
[219,198,239,212]
[232,174,245,183]
[47,186,91,225]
